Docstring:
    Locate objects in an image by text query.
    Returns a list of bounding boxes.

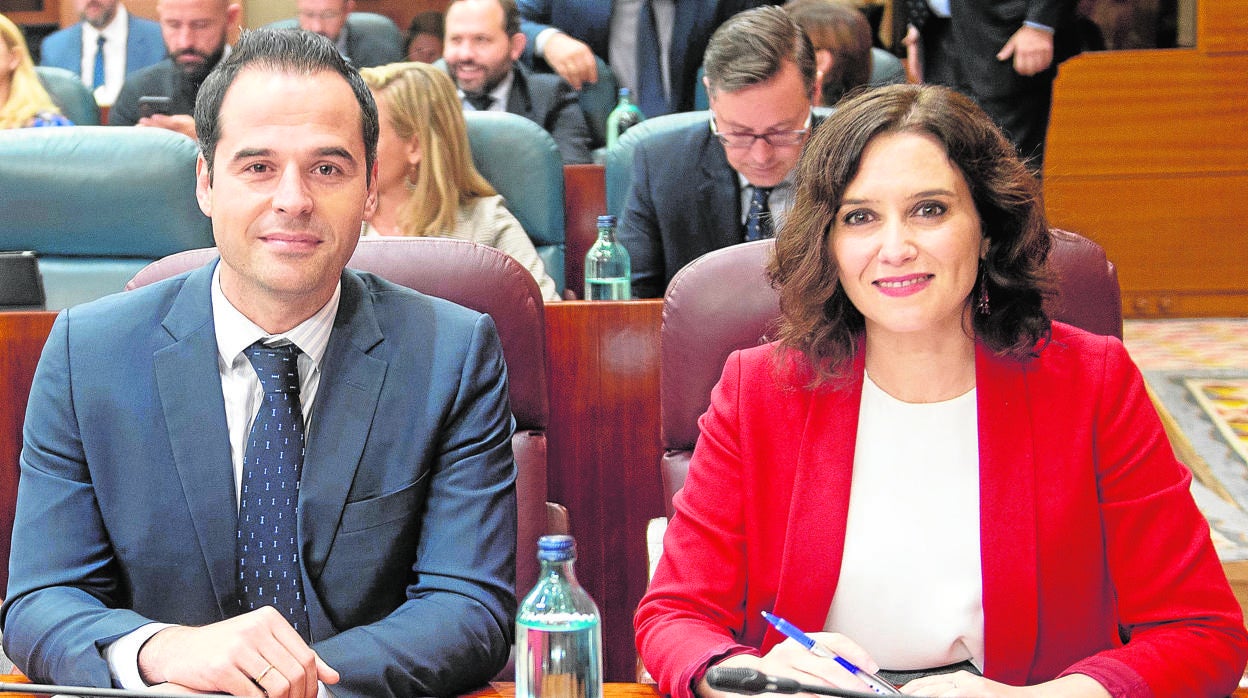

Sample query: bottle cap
[537,534,576,560]
[619,87,631,98]
[596,215,617,228]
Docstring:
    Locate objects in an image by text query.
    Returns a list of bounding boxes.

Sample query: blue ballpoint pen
[761,610,902,696]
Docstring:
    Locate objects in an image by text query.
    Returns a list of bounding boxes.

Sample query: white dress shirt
[78,5,132,106]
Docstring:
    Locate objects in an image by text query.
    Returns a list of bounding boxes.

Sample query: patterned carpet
[1123,318,1248,561]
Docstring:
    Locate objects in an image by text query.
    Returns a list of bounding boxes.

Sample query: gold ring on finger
[254,663,274,683]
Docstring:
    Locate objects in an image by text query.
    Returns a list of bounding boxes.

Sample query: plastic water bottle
[605,88,645,149]
[584,215,631,300]
[516,535,603,698]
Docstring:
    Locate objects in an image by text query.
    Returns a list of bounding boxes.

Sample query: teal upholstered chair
[35,66,101,125]
[870,47,905,86]
[464,110,567,294]
[0,126,212,309]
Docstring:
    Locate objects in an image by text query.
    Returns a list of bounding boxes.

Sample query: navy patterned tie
[237,341,311,640]
[92,35,106,90]
[745,186,774,241]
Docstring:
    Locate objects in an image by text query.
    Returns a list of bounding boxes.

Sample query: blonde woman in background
[0,14,71,129]
[360,61,561,302]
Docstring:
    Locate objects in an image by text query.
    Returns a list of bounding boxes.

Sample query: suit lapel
[976,346,1039,683]
[505,67,535,120]
[771,353,865,640]
[154,262,239,614]
[696,131,743,251]
[299,272,387,580]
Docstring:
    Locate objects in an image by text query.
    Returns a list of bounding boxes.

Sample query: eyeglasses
[709,111,812,149]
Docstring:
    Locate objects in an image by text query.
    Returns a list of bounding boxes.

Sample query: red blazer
[636,323,1248,698]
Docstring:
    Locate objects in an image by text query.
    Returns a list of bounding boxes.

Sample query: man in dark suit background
[109,0,240,139]
[517,0,777,117]
[40,0,165,106]
[618,6,820,298]
[1,28,516,698]
[295,0,403,68]
[901,0,1079,170]
[444,0,592,164]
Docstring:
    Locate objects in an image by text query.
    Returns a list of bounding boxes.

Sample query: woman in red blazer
[635,84,1248,698]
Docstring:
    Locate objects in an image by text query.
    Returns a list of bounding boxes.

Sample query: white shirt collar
[210,262,340,372]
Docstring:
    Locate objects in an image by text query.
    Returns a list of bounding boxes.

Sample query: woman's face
[371,89,421,195]
[830,130,986,345]
[0,36,19,84]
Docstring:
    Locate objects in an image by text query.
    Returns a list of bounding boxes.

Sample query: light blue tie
[92,35,106,90]
[236,341,311,640]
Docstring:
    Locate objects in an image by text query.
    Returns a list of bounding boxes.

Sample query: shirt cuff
[104,622,174,689]
[1023,20,1055,33]
[534,27,563,57]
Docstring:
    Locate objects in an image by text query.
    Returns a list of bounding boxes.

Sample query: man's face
[297,0,352,43]
[443,0,525,95]
[707,60,814,188]
[157,0,237,83]
[195,67,377,330]
[77,0,120,30]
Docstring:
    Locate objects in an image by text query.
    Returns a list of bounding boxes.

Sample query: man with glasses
[295,0,402,68]
[618,6,822,298]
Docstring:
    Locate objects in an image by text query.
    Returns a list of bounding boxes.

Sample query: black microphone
[705,666,884,698]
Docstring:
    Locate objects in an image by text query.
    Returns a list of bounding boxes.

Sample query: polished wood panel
[544,301,665,682]
[563,165,608,300]
[0,312,57,594]
[1043,0,1248,318]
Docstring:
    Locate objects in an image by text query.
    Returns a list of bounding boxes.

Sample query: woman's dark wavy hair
[768,84,1054,385]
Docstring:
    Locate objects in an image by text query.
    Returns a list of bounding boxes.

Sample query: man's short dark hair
[448,0,520,36]
[194,28,380,184]
[407,10,445,43]
[703,5,817,98]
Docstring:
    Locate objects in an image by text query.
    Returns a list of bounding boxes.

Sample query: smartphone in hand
[138,95,173,118]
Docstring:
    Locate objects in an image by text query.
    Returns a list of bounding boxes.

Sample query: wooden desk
[466,682,659,698]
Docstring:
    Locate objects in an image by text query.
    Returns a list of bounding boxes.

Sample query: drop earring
[976,268,991,316]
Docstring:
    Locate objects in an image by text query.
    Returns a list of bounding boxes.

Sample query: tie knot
[245,342,301,396]
[751,187,773,206]
[97,35,106,48]
[467,93,494,111]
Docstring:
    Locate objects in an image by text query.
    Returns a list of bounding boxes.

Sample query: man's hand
[542,33,598,89]
[903,24,923,83]
[137,113,198,140]
[996,25,1055,76]
[137,607,339,698]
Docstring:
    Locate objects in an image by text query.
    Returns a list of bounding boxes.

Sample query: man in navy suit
[1,29,516,698]
[39,0,165,105]
[445,0,592,164]
[618,6,820,298]
[517,0,773,116]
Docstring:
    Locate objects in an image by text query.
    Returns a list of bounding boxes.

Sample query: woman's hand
[697,633,884,698]
[903,670,1111,698]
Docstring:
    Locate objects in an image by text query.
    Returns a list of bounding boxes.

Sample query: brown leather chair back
[658,229,1122,517]
[126,237,555,594]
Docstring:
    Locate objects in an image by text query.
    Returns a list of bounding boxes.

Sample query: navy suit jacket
[517,0,772,115]
[39,15,166,79]
[1,265,517,697]
[505,65,593,165]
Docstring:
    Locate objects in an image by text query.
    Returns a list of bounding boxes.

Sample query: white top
[78,4,131,106]
[824,375,985,671]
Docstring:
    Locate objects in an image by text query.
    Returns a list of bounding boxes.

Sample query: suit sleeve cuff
[534,27,563,57]
[104,622,174,689]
